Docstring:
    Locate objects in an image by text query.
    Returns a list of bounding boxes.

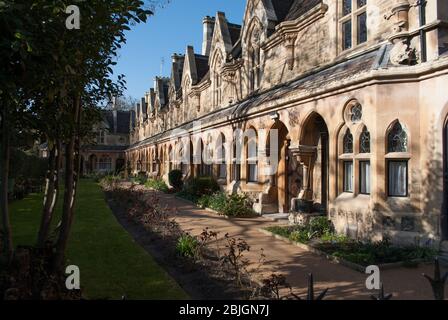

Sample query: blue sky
[113,0,247,100]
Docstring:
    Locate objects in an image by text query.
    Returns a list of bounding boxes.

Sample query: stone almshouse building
[126,0,448,246]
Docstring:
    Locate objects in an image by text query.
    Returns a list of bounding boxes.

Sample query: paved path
[138,187,447,300]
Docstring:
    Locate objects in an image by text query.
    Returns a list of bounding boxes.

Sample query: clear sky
[113,0,247,100]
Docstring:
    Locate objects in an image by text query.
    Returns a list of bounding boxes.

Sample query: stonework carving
[283,33,297,70]
[384,0,410,34]
[389,39,417,66]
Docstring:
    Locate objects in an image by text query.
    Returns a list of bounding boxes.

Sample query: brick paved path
[136,187,447,300]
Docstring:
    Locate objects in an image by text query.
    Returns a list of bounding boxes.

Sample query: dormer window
[340,0,367,51]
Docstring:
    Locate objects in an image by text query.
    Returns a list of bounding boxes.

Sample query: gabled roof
[285,0,323,21]
[228,22,242,46]
[194,54,210,82]
[270,0,296,23]
[101,110,131,134]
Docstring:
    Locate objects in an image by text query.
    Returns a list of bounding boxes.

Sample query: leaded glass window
[360,161,371,194]
[350,103,363,122]
[344,161,354,192]
[388,122,408,153]
[357,12,367,44]
[343,129,354,154]
[360,128,371,153]
[342,20,352,50]
[343,0,352,16]
[357,0,367,8]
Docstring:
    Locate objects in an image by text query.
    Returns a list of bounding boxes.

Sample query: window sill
[385,153,411,159]
[339,154,354,160]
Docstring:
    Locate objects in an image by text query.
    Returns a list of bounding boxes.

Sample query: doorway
[267,121,290,213]
[299,113,329,214]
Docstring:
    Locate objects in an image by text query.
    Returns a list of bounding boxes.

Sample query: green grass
[9,179,188,300]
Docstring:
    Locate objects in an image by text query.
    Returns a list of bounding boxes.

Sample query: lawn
[9,179,188,300]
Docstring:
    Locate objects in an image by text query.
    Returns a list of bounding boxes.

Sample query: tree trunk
[0,105,13,261]
[37,141,60,247]
[53,96,81,272]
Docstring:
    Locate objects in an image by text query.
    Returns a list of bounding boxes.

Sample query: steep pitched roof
[194,54,210,82]
[101,110,131,134]
[270,0,296,23]
[228,22,242,46]
[285,0,322,21]
[116,111,131,134]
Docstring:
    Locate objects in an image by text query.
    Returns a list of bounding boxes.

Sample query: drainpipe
[419,0,427,63]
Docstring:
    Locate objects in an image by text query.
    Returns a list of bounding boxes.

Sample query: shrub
[145,178,169,192]
[168,170,183,191]
[309,217,333,237]
[99,175,120,190]
[197,194,212,208]
[176,234,199,258]
[197,192,255,217]
[183,176,220,198]
[222,193,254,217]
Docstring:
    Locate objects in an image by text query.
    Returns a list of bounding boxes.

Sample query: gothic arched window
[360,127,371,153]
[248,27,261,93]
[387,122,408,153]
[343,129,354,154]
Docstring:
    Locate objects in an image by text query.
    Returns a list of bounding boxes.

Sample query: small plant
[259,274,291,300]
[99,175,120,190]
[168,170,183,191]
[145,178,169,193]
[176,234,199,259]
[221,234,251,287]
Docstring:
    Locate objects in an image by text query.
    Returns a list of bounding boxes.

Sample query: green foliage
[145,178,169,193]
[99,175,120,190]
[266,217,333,244]
[183,177,220,199]
[197,192,255,217]
[267,223,436,266]
[168,170,183,191]
[176,234,199,259]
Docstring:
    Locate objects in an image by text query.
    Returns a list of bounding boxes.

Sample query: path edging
[258,228,431,273]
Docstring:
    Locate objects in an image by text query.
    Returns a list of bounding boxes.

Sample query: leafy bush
[145,178,169,192]
[266,220,437,266]
[176,234,199,258]
[197,192,255,217]
[220,193,254,217]
[183,176,220,199]
[168,170,183,191]
[99,175,120,190]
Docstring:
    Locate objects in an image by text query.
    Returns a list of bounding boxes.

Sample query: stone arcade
[125,0,448,247]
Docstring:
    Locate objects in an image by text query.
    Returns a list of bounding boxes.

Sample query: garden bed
[104,185,263,300]
[261,224,436,273]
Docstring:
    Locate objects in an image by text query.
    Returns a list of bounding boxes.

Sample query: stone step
[261,203,279,214]
[263,213,289,222]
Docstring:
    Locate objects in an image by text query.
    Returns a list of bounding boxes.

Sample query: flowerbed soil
[105,190,252,300]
